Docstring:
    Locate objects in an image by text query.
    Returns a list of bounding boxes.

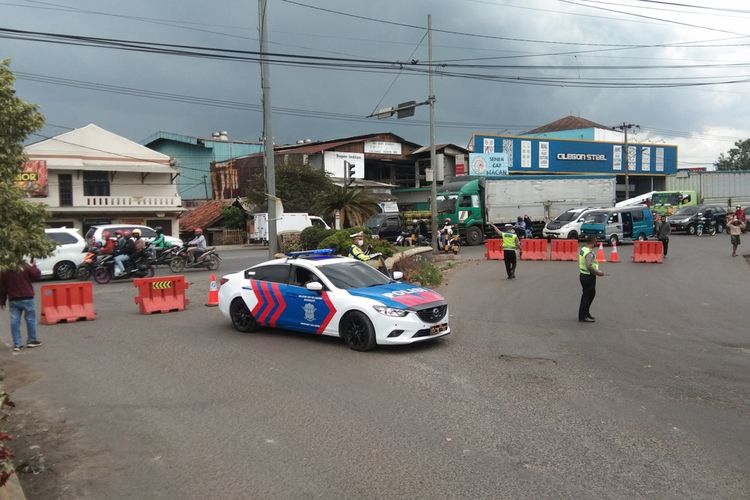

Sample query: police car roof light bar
[284,248,336,259]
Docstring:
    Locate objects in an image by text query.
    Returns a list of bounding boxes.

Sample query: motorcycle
[149,245,179,267]
[76,248,107,281]
[168,245,221,273]
[695,216,716,237]
[93,252,155,284]
[395,230,413,247]
[437,229,461,255]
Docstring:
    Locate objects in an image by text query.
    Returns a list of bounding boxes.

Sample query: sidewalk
[0,372,26,500]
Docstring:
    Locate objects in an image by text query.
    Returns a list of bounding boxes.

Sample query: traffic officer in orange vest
[579,235,606,322]
[491,223,522,279]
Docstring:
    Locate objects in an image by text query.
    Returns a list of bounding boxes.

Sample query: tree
[246,162,334,213]
[315,186,379,228]
[220,205,246,229]
[715,138,750,171]
[0,60,54,270]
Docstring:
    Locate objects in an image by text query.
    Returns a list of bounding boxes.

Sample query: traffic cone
[609,240,620,263]
[596,242,606,262]
[206,273,219,307]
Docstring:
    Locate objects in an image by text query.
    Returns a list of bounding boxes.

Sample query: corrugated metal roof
[411,144,469,155]
[526,116,610,134]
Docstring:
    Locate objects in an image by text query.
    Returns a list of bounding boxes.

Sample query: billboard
[473,135,678,175]
[323,151,364,179]
[469,153,509,176]
[17,160,48,197]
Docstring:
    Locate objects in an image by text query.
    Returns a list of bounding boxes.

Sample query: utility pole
[428,14,438,255]
[202,175,208,200]
[613,122,639,200]
[259,0,278,257]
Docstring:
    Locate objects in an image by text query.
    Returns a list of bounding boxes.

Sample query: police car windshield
[319,262,391,289]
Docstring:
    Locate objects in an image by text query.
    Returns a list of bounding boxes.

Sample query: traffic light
[345,161,356,186]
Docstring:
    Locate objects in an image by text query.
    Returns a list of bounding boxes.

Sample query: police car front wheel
[340,311,376,351]
[230,298,257,333]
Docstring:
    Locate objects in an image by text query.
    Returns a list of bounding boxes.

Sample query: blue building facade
[142,132,262,200]
[473,134,678,175]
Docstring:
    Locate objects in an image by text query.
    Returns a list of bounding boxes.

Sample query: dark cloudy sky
[3,0,749,167]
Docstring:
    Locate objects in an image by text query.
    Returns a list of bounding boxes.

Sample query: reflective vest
[502,232,518,251]
[579,246,599,275]
[349,244,369,261]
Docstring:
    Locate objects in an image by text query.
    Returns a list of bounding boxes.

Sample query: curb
[0,374,26,500]
[385,246,433,269]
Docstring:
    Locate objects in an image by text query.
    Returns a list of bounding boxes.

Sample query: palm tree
[315,186,379,228]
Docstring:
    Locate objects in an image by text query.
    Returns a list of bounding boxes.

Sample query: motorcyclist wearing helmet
[114,230,136,277]
[132,229,147,256]
[100,230,117,254]
[187,228,207,263]
[438,218,453,250]
[150,226,171,249]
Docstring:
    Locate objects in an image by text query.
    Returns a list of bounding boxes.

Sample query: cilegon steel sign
[556,153,607,161]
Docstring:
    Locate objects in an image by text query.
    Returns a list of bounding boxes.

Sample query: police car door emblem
[303,303,316,322]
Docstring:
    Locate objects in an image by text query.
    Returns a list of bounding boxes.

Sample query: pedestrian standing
[727,215,746,257]
[0,260,42,351]
[491,223,522,279]
[655,214,671,256]
[578,235,605,323]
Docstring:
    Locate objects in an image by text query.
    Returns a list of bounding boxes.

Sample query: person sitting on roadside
[348,232,380,261]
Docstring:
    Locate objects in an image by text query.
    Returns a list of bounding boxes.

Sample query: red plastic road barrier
[485,239,504,260]
[550,239,579,261]
[632,240,664,263]
[520,238,548,260]
[40,282,96,325]
[133,275,189,314]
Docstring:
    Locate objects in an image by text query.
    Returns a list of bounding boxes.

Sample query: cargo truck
[436,176,616,245]
[666,171,750,208]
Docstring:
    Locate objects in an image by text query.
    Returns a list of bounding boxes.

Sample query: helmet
[195,228,203,235]
[102,230,111,239]
[444,218,451,225]
[122,230,132,238]
[132,229,141,237]
[114,230,123,237]
[155,226,163,235]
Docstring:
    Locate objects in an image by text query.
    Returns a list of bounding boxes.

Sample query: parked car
[365,212,404,242]
[36,228,87,280]
[84,224,183,247]
[668,205,727,235]
[542,207,602,240]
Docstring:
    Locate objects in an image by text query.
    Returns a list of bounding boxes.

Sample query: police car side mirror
[306,281,323,292]
[392,271,404,280]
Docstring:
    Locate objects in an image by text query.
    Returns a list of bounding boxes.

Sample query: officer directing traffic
[349,232,379,261]
[491,223,522,279]
[579,235,606,323]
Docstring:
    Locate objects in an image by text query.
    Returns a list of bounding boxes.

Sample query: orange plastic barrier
[520,238,548,261]
[133,275,190,314]
[632,241,664,263]
[550,239,579,261]
[40,282,96,325]
[484,239,504,260]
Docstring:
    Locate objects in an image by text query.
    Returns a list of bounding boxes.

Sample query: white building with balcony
[24,124,183,235]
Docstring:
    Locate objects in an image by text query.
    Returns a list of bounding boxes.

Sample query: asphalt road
[2,238,749,499]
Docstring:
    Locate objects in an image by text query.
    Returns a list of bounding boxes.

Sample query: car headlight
[373,305,409,317]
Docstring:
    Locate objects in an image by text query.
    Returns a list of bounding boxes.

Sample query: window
[310,219,325,228]
[146,220,171,236]
[139,227,156,238]
[47,232,78,246]
[632,210,644,222]
[386,217,400,227]
[58,174,73,206]
[608,214,619,224]
[318,262,391,290]
[83,171,110,197]
[290,266,320,288]
[251,265,290,284]
[459,195,472,208]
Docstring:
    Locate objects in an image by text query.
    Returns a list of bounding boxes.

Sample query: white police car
[218,249,450,351]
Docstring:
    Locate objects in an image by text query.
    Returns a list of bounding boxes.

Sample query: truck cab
[436,179,485,246]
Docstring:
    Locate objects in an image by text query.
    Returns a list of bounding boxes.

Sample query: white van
[542,207,602,240]
[251,213,330,243]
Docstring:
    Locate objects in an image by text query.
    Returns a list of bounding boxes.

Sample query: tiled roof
[178,200,228,231]
[526,115,611,134]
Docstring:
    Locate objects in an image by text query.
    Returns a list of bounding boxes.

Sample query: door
[606,213,622,241]
[621,211,633,239]
[247,264,291,328]
[283,265,335,334]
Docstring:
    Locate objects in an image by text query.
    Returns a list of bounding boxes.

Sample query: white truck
[250,213,330,243]
[438,176,617,245]
[666,170,750,206]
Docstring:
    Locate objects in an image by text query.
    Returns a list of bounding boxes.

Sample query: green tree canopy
[220,205,246,229]
[246,162,334,213]
[315,186,379,228]
[0,60,54,270]
[715,138,750,171]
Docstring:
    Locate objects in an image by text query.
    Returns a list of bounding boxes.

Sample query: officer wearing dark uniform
[579,235,605,322]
